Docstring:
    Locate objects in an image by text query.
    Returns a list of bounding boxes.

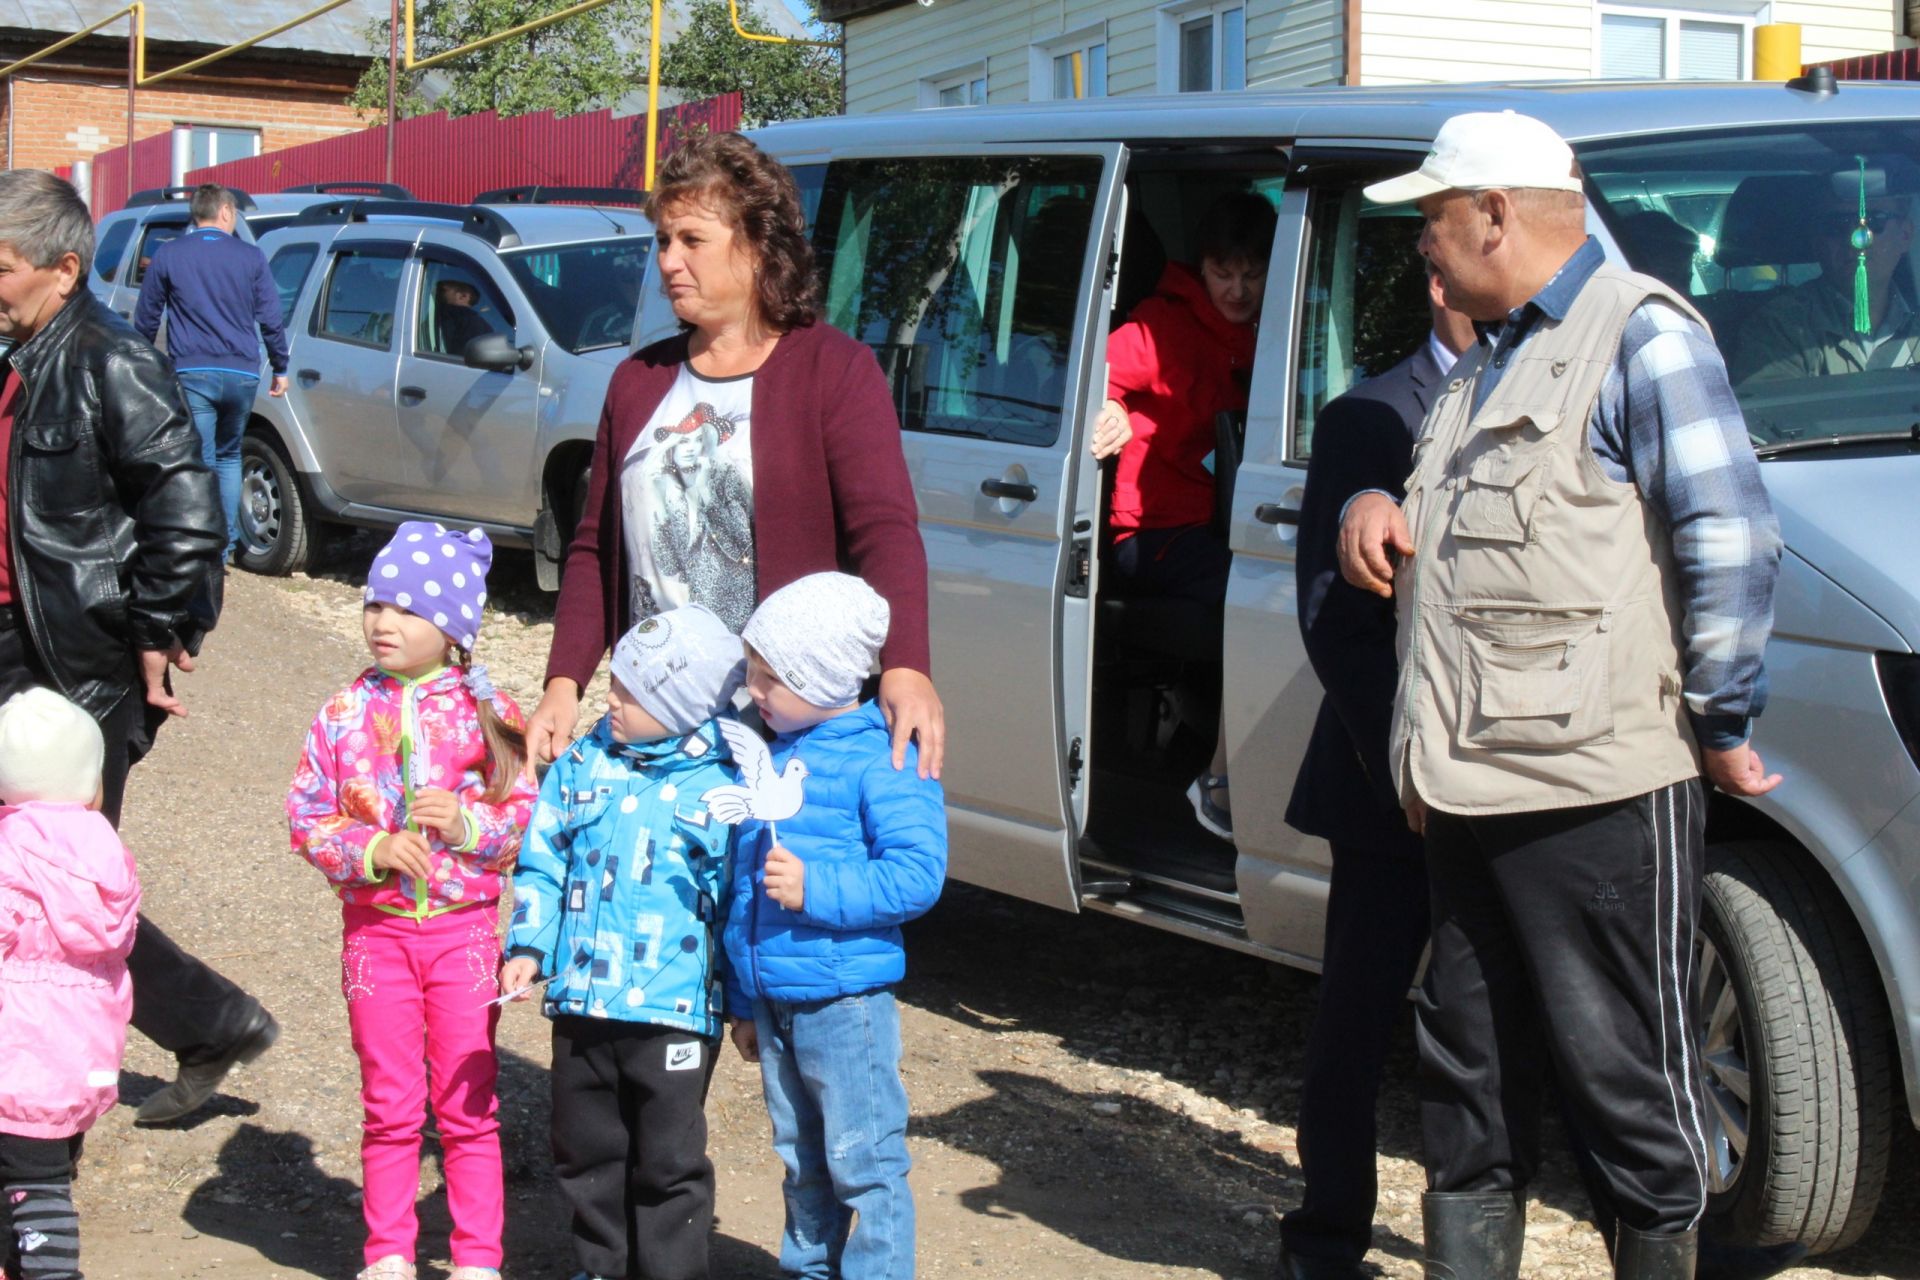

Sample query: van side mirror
[464,333,534,372]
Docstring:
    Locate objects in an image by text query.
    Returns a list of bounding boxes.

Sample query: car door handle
[114,308,132,319]
[399,385,426,405]
[1254,503,1299,526]
[296,368,321,385]
[980,478,1039,502]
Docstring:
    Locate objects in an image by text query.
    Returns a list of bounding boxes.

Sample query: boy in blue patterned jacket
[723,572,948,1280]
[500,604,745,1280]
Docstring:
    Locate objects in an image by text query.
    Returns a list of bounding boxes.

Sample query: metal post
[644,0,662,188]
[386,0,398,183]
[125,26,135,202]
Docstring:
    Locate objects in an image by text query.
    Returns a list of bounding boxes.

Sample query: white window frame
[1593,2,1767,80]
[171,123,262,183]
[1157,0,1247,95]
[919,59,990,109]
[1030,22,1109,101]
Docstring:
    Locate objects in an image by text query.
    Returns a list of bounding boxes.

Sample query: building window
[1598,5,1754,80]
[1159,1,1247,94]
[922,61,989,108]
[1033,24,1108,100]
[184,126,260,170]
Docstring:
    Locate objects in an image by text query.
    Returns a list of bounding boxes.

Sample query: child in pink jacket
[0,687,139,1280]
[288,523,537,1280]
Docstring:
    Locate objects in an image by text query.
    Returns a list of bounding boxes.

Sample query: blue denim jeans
[176,369,256,559]
[753,991,914,1280]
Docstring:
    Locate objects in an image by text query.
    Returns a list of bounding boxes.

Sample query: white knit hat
[0,688,104,805]
[743,573,890,710]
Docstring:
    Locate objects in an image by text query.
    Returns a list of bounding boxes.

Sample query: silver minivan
[632,80,1920,1256]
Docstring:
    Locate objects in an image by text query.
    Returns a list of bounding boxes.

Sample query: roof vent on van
[1787,65,1838,97]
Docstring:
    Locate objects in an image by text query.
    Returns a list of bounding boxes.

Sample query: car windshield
[1578,122,1920,456]
[501,238,651,353]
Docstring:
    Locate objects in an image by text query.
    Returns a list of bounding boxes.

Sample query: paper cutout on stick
[703,719,809,840]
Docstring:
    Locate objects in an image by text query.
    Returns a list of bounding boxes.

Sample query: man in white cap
[1340,111,1784,1280]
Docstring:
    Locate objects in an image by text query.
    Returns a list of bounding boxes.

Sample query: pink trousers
[342,903,504,1269]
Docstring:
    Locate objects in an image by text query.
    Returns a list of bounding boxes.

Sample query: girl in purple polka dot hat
[287,520,538,1280]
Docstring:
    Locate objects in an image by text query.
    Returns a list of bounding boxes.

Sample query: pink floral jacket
[289,665,536,919]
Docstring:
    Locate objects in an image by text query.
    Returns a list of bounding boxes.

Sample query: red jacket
[1107,262,1256,535]
[548,322,930,687]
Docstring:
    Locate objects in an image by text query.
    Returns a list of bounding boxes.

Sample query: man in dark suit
[1277,267,1472,1279]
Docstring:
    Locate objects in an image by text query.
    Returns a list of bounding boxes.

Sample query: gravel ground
[72,544,1920,1280]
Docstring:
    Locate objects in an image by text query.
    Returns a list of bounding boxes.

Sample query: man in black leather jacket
[0,169,276,1126]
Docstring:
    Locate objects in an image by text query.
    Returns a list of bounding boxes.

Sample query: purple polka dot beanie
[364,521,493,650]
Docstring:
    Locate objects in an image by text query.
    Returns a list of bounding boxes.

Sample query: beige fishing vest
[1389,265,1702,815]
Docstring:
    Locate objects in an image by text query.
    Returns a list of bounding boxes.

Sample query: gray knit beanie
[609,604,746,736]
[742,572,890,710]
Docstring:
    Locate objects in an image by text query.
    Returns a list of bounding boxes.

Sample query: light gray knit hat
[742,572,890,710]
[609,604,746,736]
[0,687,104,805]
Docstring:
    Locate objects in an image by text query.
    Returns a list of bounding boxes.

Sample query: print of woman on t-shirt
[640,401,755,631]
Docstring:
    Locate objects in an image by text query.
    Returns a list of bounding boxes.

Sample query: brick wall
[3,69,371,175]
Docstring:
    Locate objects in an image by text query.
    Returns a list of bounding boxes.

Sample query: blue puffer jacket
[507,717,737,1037]
[722,701,947,1011]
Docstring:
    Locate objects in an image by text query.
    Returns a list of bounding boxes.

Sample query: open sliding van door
[806,141,1130,911]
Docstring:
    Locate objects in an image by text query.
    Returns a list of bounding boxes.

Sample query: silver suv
[243,190,653,584]
[89,186,260,320]
[630,80,1920,1257]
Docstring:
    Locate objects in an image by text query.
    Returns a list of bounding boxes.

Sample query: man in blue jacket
[133,184,288,561]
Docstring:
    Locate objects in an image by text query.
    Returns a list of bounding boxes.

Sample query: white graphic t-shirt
[621,364,756,632]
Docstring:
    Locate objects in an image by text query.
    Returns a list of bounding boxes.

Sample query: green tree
[353,0,652,119]
[658,0,841,128]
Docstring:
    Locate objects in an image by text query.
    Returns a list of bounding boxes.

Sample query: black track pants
[1417,780,1712,1236]
[550,1016,718,1280]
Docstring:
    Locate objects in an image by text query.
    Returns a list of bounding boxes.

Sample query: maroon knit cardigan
[546,321,931,689]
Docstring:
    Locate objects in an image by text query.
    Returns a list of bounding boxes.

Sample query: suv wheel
[236,434,316,576]
[1698,840,1891,1254]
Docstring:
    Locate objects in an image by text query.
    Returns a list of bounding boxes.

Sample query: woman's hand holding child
[409,787,466,843]
[764,845,806,910]
[499,956,541,1001]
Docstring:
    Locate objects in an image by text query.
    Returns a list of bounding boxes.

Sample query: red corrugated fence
[1813,47,1920,80]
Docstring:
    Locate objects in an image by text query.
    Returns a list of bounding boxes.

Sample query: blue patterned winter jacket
[722,700,947,1011]
[507,716,737,1038]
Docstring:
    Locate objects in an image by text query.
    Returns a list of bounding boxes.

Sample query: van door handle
[399,385,426,405]
[296,368,321,385]
[980,478,1039,502]
[1254,503,1299,526]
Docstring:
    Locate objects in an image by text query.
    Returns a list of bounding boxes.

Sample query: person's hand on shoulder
[879,668,944,779]
[526,678,583,769]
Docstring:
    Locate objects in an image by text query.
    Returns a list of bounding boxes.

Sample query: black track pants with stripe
[1417,780,1712,1235]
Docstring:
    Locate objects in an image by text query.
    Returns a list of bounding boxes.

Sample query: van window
[94,219,135,284]
[131,220,187,286]
[315,248,406,349]
[810,155,1104,447]
[1292,187,1429,458]
[267,243,320,320]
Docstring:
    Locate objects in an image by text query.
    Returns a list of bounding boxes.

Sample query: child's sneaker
[355,1259,415,1280]
[448,1270,501,1280]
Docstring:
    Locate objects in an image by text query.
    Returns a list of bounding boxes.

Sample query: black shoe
[1422,1191,1525,1280]
[1276,1242,1371,1279]
[135,1008,279,1126]
[1615,1225,1696,1280]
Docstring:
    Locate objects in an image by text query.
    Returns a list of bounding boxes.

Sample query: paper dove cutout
[703,718,809,827]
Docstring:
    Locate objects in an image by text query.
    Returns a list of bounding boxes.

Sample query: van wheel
[236,434,315,577]
[1697,840,1891,1254]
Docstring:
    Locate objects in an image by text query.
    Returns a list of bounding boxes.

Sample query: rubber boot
[1422,1191,1525,1280]
[1615,1225,1698,1280]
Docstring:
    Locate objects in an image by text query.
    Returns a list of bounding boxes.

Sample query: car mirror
[464,333,533,372]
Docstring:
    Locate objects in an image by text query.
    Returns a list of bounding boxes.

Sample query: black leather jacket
[4,292,222,718]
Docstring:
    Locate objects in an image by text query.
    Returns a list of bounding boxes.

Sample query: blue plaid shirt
[1474,237,1781,750]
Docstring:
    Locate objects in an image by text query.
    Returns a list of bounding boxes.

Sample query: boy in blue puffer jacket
[724,572,947,1280]
[501,604,745,1280]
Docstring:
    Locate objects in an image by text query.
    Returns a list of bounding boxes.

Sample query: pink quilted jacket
[0,803,139,1138]
[288,665,536,918]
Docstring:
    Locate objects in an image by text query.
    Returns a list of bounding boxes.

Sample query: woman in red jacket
[1097,191,1277,838]
[525,133,944,778]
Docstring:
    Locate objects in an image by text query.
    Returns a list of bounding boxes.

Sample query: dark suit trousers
[1279,836,1429,1265]
[0,618,262,1065]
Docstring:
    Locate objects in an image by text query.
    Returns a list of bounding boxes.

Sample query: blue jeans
[753,991,914,1280]
[177,369,256,558]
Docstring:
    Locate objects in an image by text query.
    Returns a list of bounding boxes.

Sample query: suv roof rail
[472,184,647,209]
[125,185,258,210]
[287,198,522,249]
[283,181,415,199]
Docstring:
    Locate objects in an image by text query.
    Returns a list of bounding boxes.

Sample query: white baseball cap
[1365,111,1583,205]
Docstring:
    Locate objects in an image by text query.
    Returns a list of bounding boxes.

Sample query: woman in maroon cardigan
[526,133,944,776]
